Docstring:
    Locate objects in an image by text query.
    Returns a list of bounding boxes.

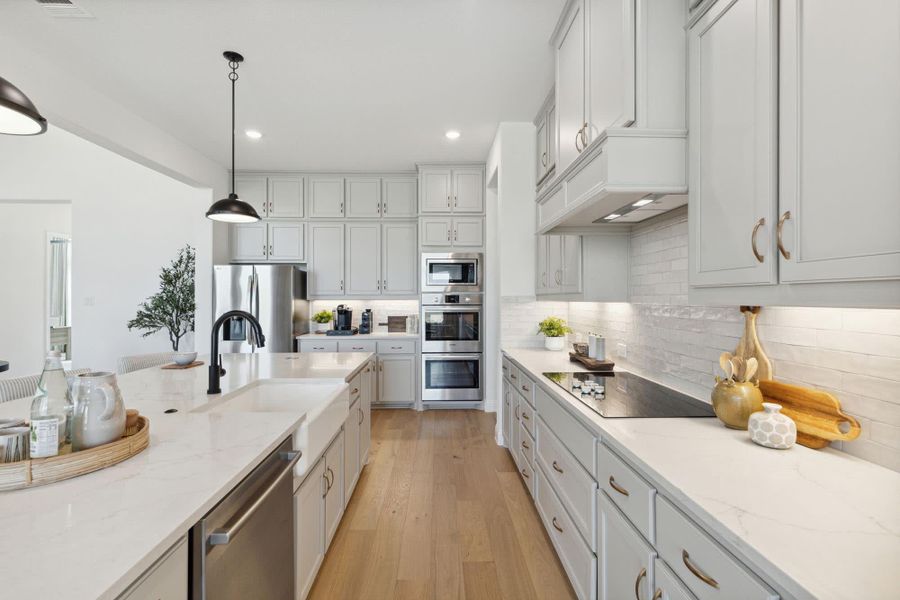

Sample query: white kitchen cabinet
[420,217,452,246]
[268,222,305,261]
[536,90,558,188]
[381,222,417,295]
[323,431,344,550]
[652,559,696,600]
[421,217,483,248]
[586,0,635,142]
[561,235,582,293]
[451,217,484,247]
[232,222,305,262]
[268,176,305,218]
[419,166,484,214]
[382,177,418,217]
[554,0,586,176]
[232,222,268,261]
[360,360,373,464]
[118,536,187,600]
[536,234,582,295]
[309,177,345,218]
[345,222,381,295]
[451,168,484,213]
[536,235,550,292]
[598,490,657,600]
[548,235,563,292]
[419,168,452,213]
[536,113,548,183]
[502,378,512,448]
[294,458,325,600]
[345,177,382,219]
[377,355,415,405]
[777,0,900,284]
[688,0,777,288]
[309,222,345,295]
[234,176,268,217]
[344,395,360,502]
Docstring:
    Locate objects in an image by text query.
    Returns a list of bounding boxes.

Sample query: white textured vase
[544,336,566,351]
[748,403,797,450]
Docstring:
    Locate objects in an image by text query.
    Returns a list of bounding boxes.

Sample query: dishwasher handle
[208,450,302,546]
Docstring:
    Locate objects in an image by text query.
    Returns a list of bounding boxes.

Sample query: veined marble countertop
[503,348,900,600]
[296,329,419,340]
[0,352,372,600]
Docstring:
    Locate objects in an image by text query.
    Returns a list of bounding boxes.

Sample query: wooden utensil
[719,353,734,380]
[759,380,861,449]
[744,358,758,383]
[731,357,745,382]
[733,306,772,383]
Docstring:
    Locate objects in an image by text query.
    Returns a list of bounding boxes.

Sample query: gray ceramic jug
[72,372,126,451]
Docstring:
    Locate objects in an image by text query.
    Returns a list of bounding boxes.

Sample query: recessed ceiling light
[604,214,621,220]
[445,130,461,140]
[245,129,263,140]
[632,198,654,207]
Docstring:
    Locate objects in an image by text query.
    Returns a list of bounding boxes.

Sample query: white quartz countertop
[503,348,900,600]
[296,329,418,340]
[0,352,372,600]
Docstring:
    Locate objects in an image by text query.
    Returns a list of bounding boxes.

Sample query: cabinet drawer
[536,463,596,600]
[654,558,698,600]
[519,419,535,467]
[300,340,338,352]
[656,496,778,600]
[502,357,512,382]
[348,372,362,404]
[518,392,535,437]
[537,416,597,551]
[597,443,656,543]
[518,446,535,497]
[515,370,535,407]
[119,536,187,600]
[536,386,596,477]
[377,340,416,354]
[338,340,378,353]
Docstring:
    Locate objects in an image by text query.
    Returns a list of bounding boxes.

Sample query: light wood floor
[308,409,577,600]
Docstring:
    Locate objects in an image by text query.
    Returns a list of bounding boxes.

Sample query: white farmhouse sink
[193,380,349,478]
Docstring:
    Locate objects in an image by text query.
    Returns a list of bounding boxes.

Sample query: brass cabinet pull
[551,517,563,532]
[682,550,719,589]
[352,387,359,395]
[608,475,630,497]
[515,406,520,420]
[634,567,647,600]
[575,127,583,153]
[447,195,451,208]
[555,269,562,284]
[521,440,529,450]
[327,467,334,492]
[751,217,765,263]
[552,461,564,474]
[521,384,528,392]
[521,412,530,420]
[510,373,517,380]
[777,210,792,259]
[541,151,548,167]
[521,468,530,479]
[359,406,364,425]
[652,590,663,600]
[579,123,589,150]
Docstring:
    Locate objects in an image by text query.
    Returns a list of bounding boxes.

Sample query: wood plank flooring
[308,409,576,600]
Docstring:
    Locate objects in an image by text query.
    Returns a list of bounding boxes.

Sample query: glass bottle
[29,351,73,457]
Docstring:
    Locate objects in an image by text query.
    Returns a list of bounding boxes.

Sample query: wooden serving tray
[161,361,204,370]
[0,416,150,491]
[759,380,861,449]
[569,352,615,371]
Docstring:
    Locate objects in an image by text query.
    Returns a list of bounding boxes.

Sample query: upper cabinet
[234,175,304,219]
[381,177,418,217]
[554,1,586,176]
[535,89,557,187]
[419,165,484,214]
[345,177,381,219]
[309,177,346,218]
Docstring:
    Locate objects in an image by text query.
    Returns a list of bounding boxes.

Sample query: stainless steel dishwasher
[190,437,301,600]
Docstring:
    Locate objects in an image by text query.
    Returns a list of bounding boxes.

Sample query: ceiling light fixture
[0,76,47,135]
[206,51,261,224]
[245,129,262,140]
[632,198,655,207]
[604,214,621,221]
[445,130,461,140]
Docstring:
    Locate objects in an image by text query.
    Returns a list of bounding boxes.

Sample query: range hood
[536,128,687,234]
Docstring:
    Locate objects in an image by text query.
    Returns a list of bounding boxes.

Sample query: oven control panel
[421,293,483,306]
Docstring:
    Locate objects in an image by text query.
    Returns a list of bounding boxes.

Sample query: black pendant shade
[0,76,47,135]
[206,51,260,223]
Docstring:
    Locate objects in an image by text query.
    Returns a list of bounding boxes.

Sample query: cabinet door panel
[452,169,484,213]
[420,169,452,213]
[556,1,586,174]
[587,0,635,141]
[268,176,304,218]
[561,235,582,293]
[344,398,360,503]
[421,217,452,246]
[598,491,656,600]
[688,0,777,287]
[345,223,381,296]
[536,235,550,294]
[346,177,382,218]
[653,559,696,600]
[360,362,373,463]
[382,222,418,295]
[547,104,557,174]
[452,217,484,247]
[547,235,563,291]
[779,0,900,283]
[232,222,268,261]
[309,223,345,295]
[268,222,305,261]
[382,177,418,217]
[324,432,344,550]
[378,355,415,405]
[294,459,325,600]
[536,116,548,181]
[234,176,268,217]
[309,177,345,218]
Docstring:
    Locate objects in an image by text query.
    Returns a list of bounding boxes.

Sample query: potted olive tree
[537,316,573,351]
[312,310,333,333]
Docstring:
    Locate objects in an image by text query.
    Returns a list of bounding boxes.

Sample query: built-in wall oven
[421,252,483,293]
[422,353,483,402]
[421,291,483,403]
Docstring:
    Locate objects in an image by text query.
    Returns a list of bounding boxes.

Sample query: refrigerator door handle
[247,271,257,349]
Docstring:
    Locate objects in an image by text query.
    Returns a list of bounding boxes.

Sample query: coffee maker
[327,305,358,336]
[359,309,373,334]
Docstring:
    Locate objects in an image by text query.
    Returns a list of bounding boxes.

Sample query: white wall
[0,202,71,374]
[0,128,213,375]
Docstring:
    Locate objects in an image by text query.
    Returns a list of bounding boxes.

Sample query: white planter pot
[544,336,566,351]
[315,322,331,333]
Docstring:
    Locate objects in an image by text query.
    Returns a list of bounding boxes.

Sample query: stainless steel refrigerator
[213,265,309,353]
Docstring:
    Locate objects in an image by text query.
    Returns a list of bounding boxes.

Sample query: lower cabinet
[360,363,373,463]
[323,430,344,550]
[653,558,697,600]
[597,490,656,600]
[117,536,187,600]
[377,354,416,405]
[344,395,361,501]
[294,458,326,600]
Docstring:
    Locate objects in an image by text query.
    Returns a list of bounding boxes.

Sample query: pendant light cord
[228,58,240,196]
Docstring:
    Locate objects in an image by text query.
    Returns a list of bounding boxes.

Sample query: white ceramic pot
[173,351,198,366]
[748,402,797,450]
[316,322,331,333]
[544,336,566,351]
[72,372,126,451]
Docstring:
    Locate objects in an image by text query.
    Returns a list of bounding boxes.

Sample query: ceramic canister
[748,403,797,450]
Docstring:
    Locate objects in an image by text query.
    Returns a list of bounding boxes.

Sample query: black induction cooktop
[542,371,716,418]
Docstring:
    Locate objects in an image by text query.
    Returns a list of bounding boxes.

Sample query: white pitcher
[72,372,126,451]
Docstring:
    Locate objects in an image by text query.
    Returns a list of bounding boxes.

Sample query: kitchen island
[0,352,372,600]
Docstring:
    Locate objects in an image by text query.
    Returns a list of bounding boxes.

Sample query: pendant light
[0,76,48,135]
[206,51,261,223]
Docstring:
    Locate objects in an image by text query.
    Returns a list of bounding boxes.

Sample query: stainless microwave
[421,252,483,293]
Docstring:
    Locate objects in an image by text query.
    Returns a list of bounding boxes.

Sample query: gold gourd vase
[711,378,764,430]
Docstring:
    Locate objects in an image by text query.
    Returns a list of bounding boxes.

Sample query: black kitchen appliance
[359,309,373,334]
[326,304,358,336]
[543,371,716,418]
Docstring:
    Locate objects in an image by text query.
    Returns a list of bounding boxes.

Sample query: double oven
[421,253,483,404]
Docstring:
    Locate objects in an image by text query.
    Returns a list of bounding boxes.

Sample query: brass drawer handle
[521,468,530,479]
[751,217,765,263]
[634,567,646,600]
[682,550,719,589]
[521,412,530,420]
[777,210,792,259]
[541,151,548,167]
[575,127,583,153]
[579,123,588,149]
[521,384,528,392]
[510,373,517,380]
[608,475,630,497]
[521,440,530,450]
[359,406,364,425]
[352,387,359,394]
[552,461,564,474]
[652,590,662,600]
[515,406,520,420]
[551,517,563,533]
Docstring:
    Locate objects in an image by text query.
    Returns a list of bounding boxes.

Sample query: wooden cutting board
[759,380,861,449]
[161,361,204,370]
[569,353,615,371]
[734,306,772,383]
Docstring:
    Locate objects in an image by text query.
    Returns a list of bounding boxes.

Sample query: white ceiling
[2,0,564,171]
